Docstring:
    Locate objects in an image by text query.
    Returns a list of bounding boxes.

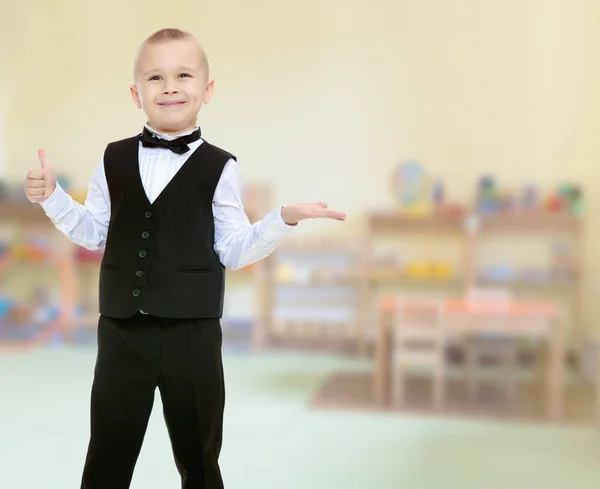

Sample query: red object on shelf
[545,195,564,212]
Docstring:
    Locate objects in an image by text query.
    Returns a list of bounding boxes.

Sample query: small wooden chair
[464,287,519,401]
[391,295,447,411]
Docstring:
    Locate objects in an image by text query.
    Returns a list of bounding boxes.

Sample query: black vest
[98,135,235,319]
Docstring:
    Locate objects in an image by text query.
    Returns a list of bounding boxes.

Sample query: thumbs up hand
[24,149,58,203]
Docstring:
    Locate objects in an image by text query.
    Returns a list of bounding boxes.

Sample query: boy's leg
[157,318,226,489]
[80,314,160,489]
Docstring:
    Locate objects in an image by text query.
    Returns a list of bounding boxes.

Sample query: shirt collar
[144,123,200,141]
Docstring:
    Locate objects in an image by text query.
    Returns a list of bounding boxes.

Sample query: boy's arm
[213,159,294,270]
[38,157,110,250]
[213,159,346,270]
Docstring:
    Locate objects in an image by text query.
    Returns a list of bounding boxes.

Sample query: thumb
[38,148,51,171]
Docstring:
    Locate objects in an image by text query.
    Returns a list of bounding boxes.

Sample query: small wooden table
[373,296,566,420]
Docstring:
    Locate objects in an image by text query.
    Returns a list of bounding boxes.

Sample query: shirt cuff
[39,182,71,220]
[259,205,296,241]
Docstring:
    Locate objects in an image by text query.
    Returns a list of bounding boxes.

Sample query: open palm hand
[281,202,346,226]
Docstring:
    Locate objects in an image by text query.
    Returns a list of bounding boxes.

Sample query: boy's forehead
[134,39,206,76]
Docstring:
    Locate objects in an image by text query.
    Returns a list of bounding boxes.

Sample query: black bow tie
[139,127,201,155]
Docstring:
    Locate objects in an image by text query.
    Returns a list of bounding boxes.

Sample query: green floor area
[1,348,598,489]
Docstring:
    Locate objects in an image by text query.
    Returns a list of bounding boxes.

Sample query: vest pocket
[100,263,119,271]
[177,265,213,274]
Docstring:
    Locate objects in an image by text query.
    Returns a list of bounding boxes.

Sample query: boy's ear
[130,85,142,109]
[203,79,215,104]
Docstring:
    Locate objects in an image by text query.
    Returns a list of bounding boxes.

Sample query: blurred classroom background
[1,1,600,488]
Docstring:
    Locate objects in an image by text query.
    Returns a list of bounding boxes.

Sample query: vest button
[135,270,144,278]
[142,231,150,239]
[144,210,153,219]
[133,288,141,297]
[139,250,147,258]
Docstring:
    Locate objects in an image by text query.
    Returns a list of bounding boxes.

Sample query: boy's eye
[179,73,191,78]
[148,75,161,81]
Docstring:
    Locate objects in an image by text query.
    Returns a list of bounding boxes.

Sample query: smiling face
[130,37,214,135]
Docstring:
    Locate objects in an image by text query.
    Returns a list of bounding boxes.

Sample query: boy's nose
[162,80,179,94]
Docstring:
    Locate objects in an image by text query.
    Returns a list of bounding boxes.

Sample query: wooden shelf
[369,269,463,287]
[257,238,365,350]
[278,239,362,255]
[366,209,467,232]
[272,297,356,307]
[0,184,274,347]
[365,209,582,233]
[275,275,361,287]
[271,319,358,337]
[476,212,582,233]
[0,202,50,223]
[477,277,576,290]
[361,207,585,353]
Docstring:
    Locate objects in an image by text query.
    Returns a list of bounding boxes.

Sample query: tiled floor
[1,347,599,489]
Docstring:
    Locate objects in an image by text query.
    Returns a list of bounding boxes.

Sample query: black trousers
[80,313,226,489]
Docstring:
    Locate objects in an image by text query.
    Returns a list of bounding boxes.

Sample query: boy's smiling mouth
[158,101,186,106]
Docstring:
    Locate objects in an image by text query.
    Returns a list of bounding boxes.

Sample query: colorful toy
[404,261,431,279]
[545,192,564,212]
[542,183,584,215]
[557,184,584,215]
[0,242,76,351]
[9,243,49,262]
[390,161,435,214]
[476,176,501,214]
[478,265,516,283]
[430,262,453,279]
[432,180,445,207]
[519,185,539,211]
[500,190,518,213]
[475,178,585,216]
[403,261,454,280]
[391,161,425,206]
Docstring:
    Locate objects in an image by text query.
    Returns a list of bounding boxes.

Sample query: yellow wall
[3,0,600,334]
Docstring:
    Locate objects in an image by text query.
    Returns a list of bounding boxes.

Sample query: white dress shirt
[40,124,295,270]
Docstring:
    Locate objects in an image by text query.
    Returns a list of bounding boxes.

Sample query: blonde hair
[134,28,209,80]
[146,27,193,44]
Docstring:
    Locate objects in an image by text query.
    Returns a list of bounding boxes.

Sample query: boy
[24,28,345,489]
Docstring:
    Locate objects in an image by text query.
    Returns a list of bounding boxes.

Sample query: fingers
[307,208,346,220]
[26,168,45,180]
[287,202,346,223]
[25,179,46,189]
[24,150,54,203]
[27,188,46,197]
[27,195,46,203]
[24,166,48,203]
[24,185,46,202]
[319,209,346,220]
